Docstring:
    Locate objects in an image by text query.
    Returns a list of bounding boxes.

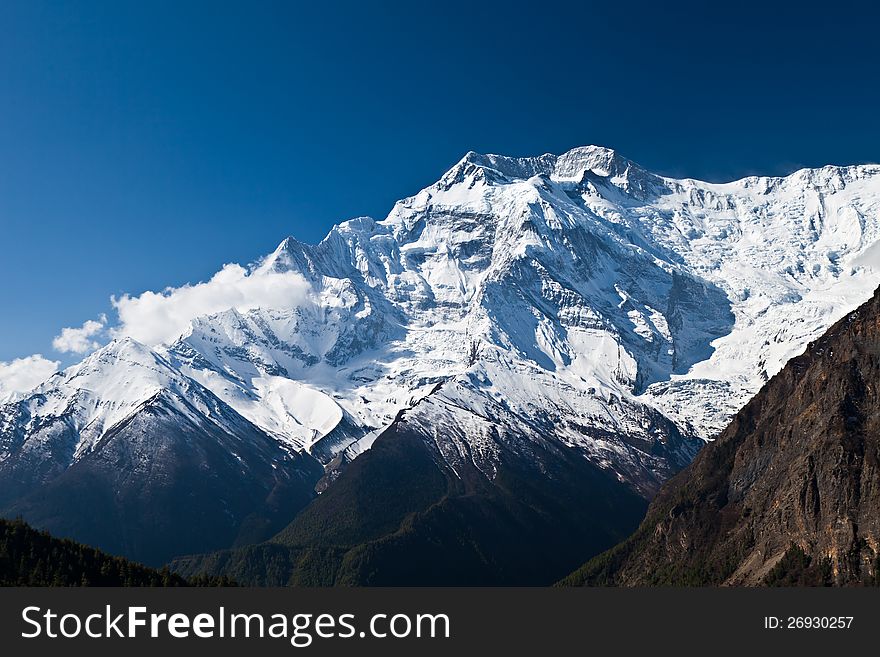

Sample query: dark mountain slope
[173,411,648,585]
[0,392,323,567]
[562,286,880,586]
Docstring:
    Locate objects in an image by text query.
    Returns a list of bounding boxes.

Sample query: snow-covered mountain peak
[437,146,609,187]
[5,145,880,502]
[52,337,170,396]
[81,335,162,366]
[552,145,639,180]
[240,147,880,456]
[448,150,558,182]
[440,145,651,188]
[0,335,282,469]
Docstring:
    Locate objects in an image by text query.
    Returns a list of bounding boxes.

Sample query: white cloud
[52,315,107,354]
[110,263,311,346]
[0,355,59,401]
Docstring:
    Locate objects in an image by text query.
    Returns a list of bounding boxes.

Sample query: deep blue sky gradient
[1,0,879,360]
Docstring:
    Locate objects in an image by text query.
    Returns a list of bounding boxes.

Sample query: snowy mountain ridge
[3,145,880,498]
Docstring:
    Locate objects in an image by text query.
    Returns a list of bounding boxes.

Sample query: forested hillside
[0,517,232,586]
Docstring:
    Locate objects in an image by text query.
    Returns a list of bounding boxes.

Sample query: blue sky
[1,0,879,366]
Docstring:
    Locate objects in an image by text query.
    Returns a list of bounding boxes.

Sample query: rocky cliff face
[562,285,880,586]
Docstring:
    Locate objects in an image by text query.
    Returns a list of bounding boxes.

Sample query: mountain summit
[3,146,880,578]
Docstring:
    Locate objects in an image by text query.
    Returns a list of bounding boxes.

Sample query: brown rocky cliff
[562,285,880,586]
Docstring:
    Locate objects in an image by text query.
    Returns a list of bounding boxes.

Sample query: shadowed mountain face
[172,408,648,585]
[0,340,323,566]
[561,286,880,586]
[0,400,323,567]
